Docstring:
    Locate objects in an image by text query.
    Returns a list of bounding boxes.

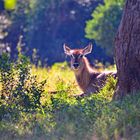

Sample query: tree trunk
[114,0,140,99]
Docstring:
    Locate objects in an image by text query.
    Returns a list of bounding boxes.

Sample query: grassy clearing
[31,62,81,94]
[0,56,140,140]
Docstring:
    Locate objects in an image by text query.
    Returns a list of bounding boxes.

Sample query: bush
[0,52,46,120]
[0,67,117,139]
[1,54,140,140]
[94,94,140,139]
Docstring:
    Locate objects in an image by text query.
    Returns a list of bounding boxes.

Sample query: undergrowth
[0,53,140,140]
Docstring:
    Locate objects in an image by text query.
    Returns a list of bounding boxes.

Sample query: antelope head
[63,43,92,71]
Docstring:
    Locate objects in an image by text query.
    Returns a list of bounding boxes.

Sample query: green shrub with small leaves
[0,52,46,119]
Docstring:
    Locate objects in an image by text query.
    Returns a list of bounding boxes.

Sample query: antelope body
[64,44,117,96]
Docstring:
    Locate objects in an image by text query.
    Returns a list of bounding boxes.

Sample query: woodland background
[0,0,124,65]
[1,0,140,140]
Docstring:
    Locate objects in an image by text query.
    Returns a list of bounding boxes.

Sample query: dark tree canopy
[4,0,114,65]
[0,0,4,11]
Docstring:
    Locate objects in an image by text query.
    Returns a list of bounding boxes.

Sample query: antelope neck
[74,57,96,91]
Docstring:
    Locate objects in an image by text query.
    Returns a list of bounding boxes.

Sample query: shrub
[1,55,140,140]
[93,93,140,139]
[0,52,46,120]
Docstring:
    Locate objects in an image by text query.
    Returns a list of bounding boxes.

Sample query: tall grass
[0,54,140,140]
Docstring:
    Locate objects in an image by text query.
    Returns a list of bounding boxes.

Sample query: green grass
[31,62,81,94]
[1,61,140,140]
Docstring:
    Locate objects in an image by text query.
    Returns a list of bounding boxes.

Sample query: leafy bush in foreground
[94,93,140,140]
[0,57,140,140]
[0,53,46,120]
[0,67,116,140]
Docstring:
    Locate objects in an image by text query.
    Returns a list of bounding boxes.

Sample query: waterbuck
[63,43,117,96]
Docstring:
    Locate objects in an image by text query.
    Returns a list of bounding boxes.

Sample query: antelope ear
[63,44,71,55]
[83,43,92,55]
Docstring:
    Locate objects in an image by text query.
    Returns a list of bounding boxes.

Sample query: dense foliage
[0,54,46,113]
[0,52,140,139]
[85,0,125,57]
[1,1,140,140]
[2,0,117,65]
[4,0,94,63]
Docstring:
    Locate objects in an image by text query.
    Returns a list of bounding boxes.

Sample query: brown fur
[63,44,117,96]
[74,57,117,95]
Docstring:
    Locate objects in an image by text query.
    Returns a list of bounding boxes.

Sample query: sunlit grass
[1,61,140,140]
[0,62,116,95]
[0,62,79,94]
[31,62,81,94]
